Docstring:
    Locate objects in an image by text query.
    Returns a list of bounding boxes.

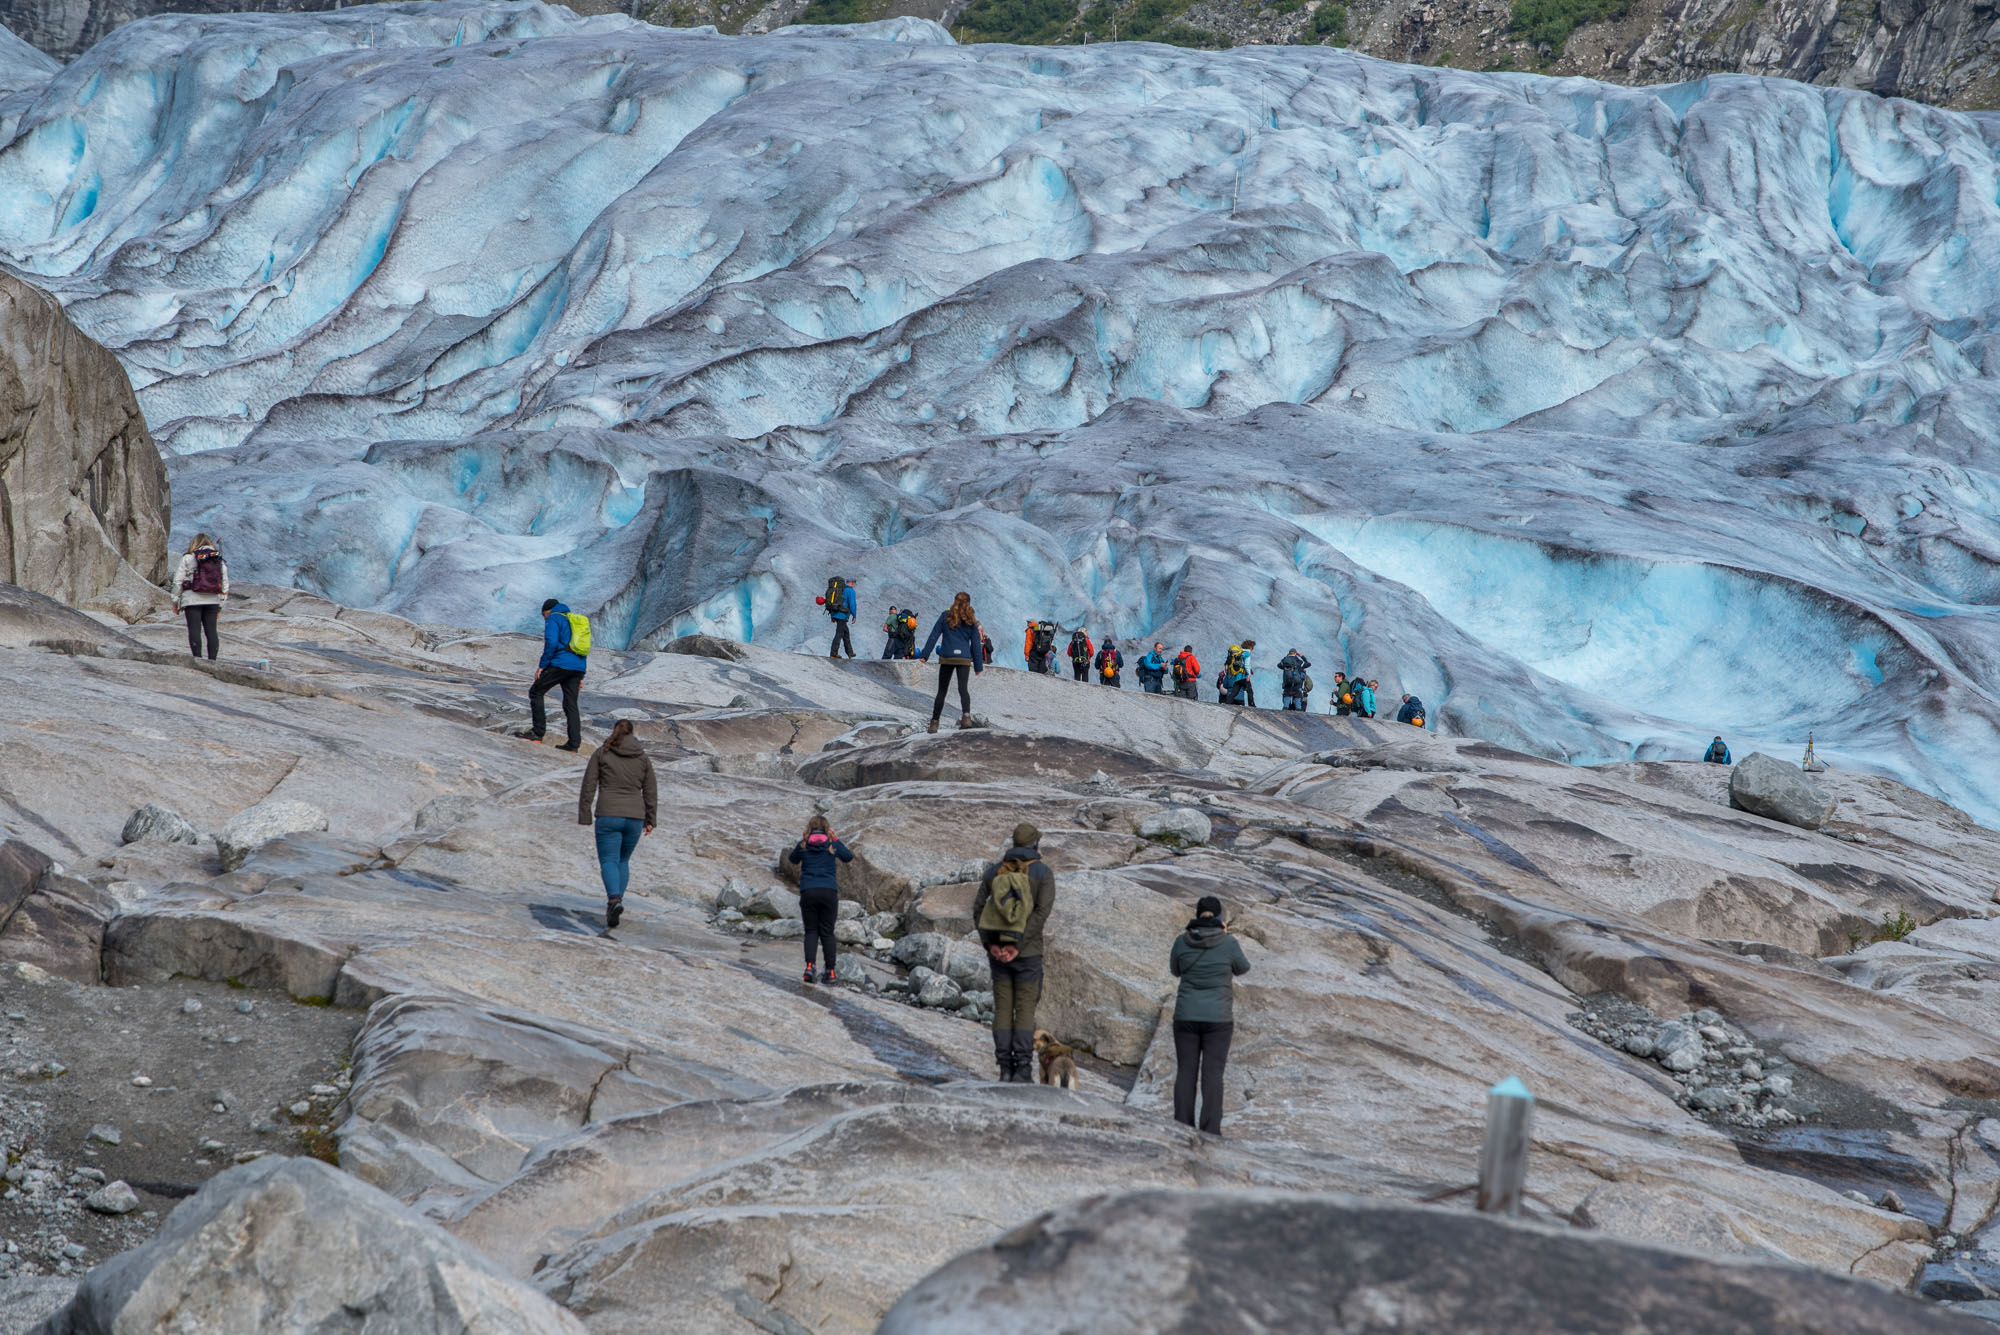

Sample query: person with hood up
[1396,694,1427,727]
[917,591,986,733]
[1169,895,1251,1135]
[578,720,656,929]
[789,815,854,984]
[1024,620,1057,674]
[1277,650,1312,711]
[1705,736,1731,764]
[1172,645,1201,700]
[1067,629,1094,681]
[519,598,588,751]
[1137,643,1169,694]
[171,533,230,661]
[972,821,1057,1082]
[1095,637,1124,688]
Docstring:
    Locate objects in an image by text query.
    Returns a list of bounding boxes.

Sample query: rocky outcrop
[34,1156,586,1335]
[0,273,167,616]
[1730,752,1837,830]
[878,1188,1983,1333]
[214,799,330,871]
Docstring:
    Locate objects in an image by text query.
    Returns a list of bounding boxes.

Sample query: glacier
[2,1,2000,818]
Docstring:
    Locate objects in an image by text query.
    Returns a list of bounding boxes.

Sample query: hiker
[1705,736,1731,764]
[1172,645,1201,700]
[518,598,589,751]
[1219,641,1256,707]
[1278,649,1312,711]
[881,606,918,660]
[1355,677,1378,719]
[1396,694,1427,727]
[1095,637,1124,688]
[973,821,1057,1083]
[916,591,986,733]
[789,815,854,985]
[1025,620,1057,674]
[822,576,858,659]
[1170,895,1250,1136]
[1137,643,1169,694]
[1067,629,1094,682]
[577,719,656,929]
[1332,671,1352,715]
[979,625,996,667]
[171,533,230,661]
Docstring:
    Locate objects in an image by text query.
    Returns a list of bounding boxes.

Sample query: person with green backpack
[518,597,590,751]
[972,821,1057,1083]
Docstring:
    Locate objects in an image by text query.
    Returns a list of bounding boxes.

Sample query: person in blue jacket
[789,815,854,984]
[826,576,858,659]
[917,591,986,733]
[1395,694,1427,727]
[1137,642,1169,694]
[517,598,587,751]
[1704,736,1731,764]
[1355,677,1378,719]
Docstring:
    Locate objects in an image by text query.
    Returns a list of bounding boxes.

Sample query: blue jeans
[594,817,644,899]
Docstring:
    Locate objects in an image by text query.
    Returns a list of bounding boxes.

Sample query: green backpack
[565,612,592,656]
[979,863,1036,941]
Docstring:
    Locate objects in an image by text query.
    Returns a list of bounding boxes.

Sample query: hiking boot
[824,966,838,985]
[828,652,841,661]
[926,718,940,734]
[956,714,973,729]
[803,964,817,985]
[606,899,622,929]
[556,741,581,753]
[512,730,544,743]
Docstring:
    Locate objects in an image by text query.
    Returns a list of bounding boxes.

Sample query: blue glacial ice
[2,1,1999,819]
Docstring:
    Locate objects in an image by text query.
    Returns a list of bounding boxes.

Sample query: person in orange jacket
[1172,645,1201,700]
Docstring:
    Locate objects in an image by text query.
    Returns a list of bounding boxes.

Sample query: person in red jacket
[1172,645,1201,700]
[1066,629,1094,682]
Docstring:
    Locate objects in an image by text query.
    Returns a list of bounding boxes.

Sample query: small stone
[233,1149,267,1163]
[61,1243,86,1261]
[310,1084,339,1097]
[1842,1189,1873,1206]
[224,1035,245,1045]
[86,1125,121,1146]
[198,1139,225,1152]
[1620,1031,1655,1058]
[1877,1190,1904,1213]
[871,937,894,951]
[1688,1086,1738,1113]
[1697,1024,1727,1044]
[287,1101,311,1117]
[4,1012,24,1022]
[762,918,804,939]
[717,908,744,924]
[181,998,202,1014]
[72,1167,105,1184]
[250,1121,277,1135]
[833,919,869,945]
[83,1181,139,1215]
[1653,1021,1703,1073]
[41,1061,66,1078]
[120,803,203,847]
[1939,1234,1959,1251]
[1693,1009,1721,1026]
[1739,1060,1762,1081]
[1138,807,1212,845]
[235,1000,255,1014]
[130,1076,152,1088]
[1763,1074,1795,1099]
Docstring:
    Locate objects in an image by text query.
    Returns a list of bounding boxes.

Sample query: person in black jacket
[788,815,854,984]
[1169,895,1251,1135]
[917,592,986,733]
[1277,650,1311,711]
[1395,694,1427,727]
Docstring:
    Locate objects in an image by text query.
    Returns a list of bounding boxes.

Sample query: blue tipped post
[1477,1076,1534,1217]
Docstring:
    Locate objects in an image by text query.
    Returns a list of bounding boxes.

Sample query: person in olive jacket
[579,720,657,930]
[971,821,1057,1083]
[1169,895,1251,1135]
[788,815,854,985]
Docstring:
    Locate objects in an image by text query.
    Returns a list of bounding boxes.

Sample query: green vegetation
[797,0,883,24]
[1874,907,1918,943]
[1508,0,1628,56]
[1310,3,1345,42]
[953,0,1076,44]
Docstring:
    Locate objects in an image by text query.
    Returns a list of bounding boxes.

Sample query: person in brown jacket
[578,720,657,929]
[970,821,1057,1082]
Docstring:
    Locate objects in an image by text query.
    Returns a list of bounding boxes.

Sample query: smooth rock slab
[877,1188,1981,1334]
[214,800,330,872]
[36,1156,585,1335]
[1730,753,1837,830]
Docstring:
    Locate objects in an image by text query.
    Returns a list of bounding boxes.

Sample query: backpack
[1171,656,1187,683]
[823,577,846,618]
[1032,623,1054,653]
[1409,713,1424,728]
[1282,664,1305,694]
[564,612,592,656]
[979,863,1036,941]
[1225,646,1246,677]
[1337,682,1354,707]
[1069,634,1090,664]
[188,551,224,595]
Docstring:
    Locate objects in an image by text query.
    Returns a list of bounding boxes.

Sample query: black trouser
[1335,702,1351,716]
[529,667,584,747]
[182,604,219,660]
[1028,651,1049,674]
[1173,1020,1234,1134]
[930,661,972,721]
[800,891,837,971]
[990,952,1044,1065]
[1177,679,1198,700]
[1071,659,1088,681]
[1101,670,1121,688]
[1226,682,1255,708]
[830,621,854,656]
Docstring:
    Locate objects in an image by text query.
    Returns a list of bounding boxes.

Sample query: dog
[1032,1029,1079,1090]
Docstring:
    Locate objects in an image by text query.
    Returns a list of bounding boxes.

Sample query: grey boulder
[119,804,202,847]
[1728,753,1836,830]
[35,1156,584,1334]
[214,800,330,872]
[413,795,478,833]
[1137,807,1211,845]
[877,1188,1977,1334]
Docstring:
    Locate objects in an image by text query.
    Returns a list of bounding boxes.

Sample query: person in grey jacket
[1169,895,1250,1135]
[171,533,230,661]
[578,720,657,929]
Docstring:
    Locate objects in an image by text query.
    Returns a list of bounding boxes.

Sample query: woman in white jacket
[171,533,229,660]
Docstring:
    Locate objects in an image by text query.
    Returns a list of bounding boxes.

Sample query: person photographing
[1169,895,1250,1136]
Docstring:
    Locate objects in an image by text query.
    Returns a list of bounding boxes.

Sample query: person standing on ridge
[1067,628,1094,682]
[171,533,230,662]
[578,719,655,930]
[1278,649,1312,711]
[1220,640,1256,707]
[1025,620,1057,674]
[789,815,854,985]
[973,821,1056,1083]
[1396,694,1427,727]
[1173,645,1201,700]
[1705,736,1731,764]
[917,591,985,733]
[1137,642,1169,694]
[1169,895,1250,1136]
[1332,671,1352,716]
[881,605,917,660]
[979,624,996,667]
[518,597,589,751]
[1095,637,1124,688]
[821,575,858,659]
[1356,677,1378,719]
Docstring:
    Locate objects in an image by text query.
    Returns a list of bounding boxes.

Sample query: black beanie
[1194,895,1223,919]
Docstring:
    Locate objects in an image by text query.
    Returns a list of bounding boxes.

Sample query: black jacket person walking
[972,822,1056,1082]
[1169,896,1250,1135]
